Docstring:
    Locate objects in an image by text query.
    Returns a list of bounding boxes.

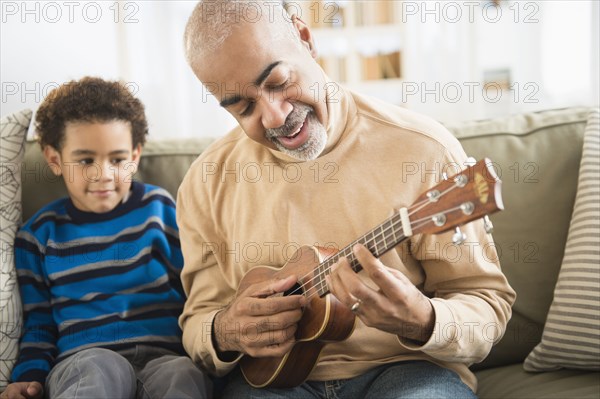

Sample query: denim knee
[76,348,136,386]
[47,348,137,398]
[138,354,212,398]
[75,348,134,376]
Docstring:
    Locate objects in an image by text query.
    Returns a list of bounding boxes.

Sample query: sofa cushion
[135,137,216,199]
[523,109,600,371]
[0,109,31,389]
[446,107,591,368]
[475,363,600,399]
[17,107,592,372]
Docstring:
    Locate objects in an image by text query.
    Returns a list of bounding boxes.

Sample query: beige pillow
[524,109,600,371]
[450,107,590,368]
[0,109,31,389]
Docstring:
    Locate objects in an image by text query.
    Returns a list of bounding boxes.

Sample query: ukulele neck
[315,213,408,297]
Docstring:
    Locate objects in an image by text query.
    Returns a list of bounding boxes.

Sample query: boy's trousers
[45,345,212,398]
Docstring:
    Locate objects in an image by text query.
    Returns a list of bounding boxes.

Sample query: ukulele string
[301,218,435,302]
[302,202,468,302]
[285,182,465,299]
[286,200,427,297]
[287,215,432,301]
[285,183,463,298]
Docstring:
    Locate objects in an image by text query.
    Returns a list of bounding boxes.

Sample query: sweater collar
[266,78,356,163]
[65,181,144,224]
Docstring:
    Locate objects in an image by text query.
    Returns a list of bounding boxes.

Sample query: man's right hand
[213,274,306,358]
[1,382,44,399]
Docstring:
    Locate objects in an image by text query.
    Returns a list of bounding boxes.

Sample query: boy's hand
[1,382,43,399]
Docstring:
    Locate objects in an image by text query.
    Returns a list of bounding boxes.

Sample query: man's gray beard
[266,106,327,161]
[273,123,326,161]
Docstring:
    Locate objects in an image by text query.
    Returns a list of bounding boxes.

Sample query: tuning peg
[465,157,477,167]
[426,190,441,202]
[452,227,467,245]
[441,172,448,181]
[483,215,494,234]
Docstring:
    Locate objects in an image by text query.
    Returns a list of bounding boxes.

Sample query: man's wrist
[397,299,435,343]
[212,309,240,361]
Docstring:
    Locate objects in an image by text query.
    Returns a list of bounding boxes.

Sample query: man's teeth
[285,126,302,138]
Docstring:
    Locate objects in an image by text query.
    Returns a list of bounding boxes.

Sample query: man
[178,1,515,397]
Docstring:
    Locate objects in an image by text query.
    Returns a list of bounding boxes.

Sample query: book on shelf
[380,51,401,79]
[360,51,401,80]
[282,2,403,84]
[284,1,399,28]
[317,55,347,82]
[355,1,398,26]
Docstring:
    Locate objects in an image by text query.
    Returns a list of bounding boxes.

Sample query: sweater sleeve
[10,230,58,384]
[177,171,242,377]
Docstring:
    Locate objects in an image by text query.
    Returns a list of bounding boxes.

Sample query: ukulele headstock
[408,158,503,236]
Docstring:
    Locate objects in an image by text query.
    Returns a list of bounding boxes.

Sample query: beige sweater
[177,86,516,392]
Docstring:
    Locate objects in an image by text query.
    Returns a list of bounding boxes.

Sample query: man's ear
[42,145,62,176]
[292,15,318,59]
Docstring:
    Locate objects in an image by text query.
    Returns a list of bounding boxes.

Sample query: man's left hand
[326,244,435,343]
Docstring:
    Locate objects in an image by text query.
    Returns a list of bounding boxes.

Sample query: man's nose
[260,94,293,130]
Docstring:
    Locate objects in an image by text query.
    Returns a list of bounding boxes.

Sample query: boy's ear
[129,144,143,174]
[291,15,318,59]
[42,146,62,176]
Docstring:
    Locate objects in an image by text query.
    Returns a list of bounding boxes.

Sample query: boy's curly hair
[35,76,148,150]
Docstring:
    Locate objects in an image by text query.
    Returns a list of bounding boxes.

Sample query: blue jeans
[222,360,476,399]
[45,346,212,398]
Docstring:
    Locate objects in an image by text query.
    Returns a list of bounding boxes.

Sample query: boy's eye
[111,158,126,165]
[78,158,94,166]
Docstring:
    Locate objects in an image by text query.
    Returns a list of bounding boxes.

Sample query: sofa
[2,106,599,398]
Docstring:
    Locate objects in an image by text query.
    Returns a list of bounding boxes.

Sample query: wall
[1,1,598,139]
[0,1,237,139]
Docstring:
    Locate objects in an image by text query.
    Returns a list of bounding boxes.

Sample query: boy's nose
[95,162,115,182]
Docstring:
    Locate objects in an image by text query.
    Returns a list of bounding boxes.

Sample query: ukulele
[238,158,503,388]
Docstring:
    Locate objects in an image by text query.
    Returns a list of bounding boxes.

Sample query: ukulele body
[239,245,356,388]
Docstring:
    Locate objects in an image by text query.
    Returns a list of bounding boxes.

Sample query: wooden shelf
[284,1,405,85]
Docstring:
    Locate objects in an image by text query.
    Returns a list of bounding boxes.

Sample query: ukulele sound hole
[283,281,303,297]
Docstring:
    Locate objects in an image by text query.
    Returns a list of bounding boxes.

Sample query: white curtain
[115,1,237,139]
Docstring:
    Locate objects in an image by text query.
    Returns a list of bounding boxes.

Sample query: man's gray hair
[184,1,300,69]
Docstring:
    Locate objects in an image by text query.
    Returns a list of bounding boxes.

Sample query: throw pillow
[0,109,32,389]
[524,109,600,371]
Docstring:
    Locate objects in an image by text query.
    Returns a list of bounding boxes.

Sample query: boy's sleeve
[10,229,58,385]
[157,189,185,289]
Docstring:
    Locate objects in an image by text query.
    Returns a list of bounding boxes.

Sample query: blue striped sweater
[11,182,186,384]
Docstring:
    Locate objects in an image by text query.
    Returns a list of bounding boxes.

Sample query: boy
[1,77,212,399]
